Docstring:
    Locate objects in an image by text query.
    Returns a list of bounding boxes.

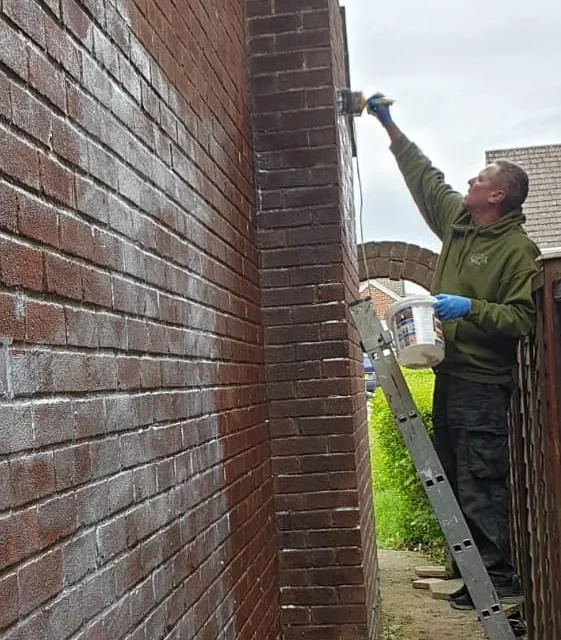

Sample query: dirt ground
[378,549,486,640]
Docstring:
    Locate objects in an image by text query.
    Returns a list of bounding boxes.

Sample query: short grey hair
[492,160,529,214]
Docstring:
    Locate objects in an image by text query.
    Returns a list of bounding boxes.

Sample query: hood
[452,208,527,238]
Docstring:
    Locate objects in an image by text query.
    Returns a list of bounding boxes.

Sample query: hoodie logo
[470,253,488,266]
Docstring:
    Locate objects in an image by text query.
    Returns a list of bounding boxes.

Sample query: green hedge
[369,368,446,554]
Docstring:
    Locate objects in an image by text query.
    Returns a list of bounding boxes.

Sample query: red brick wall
[0,1,279,639]
[371,289,396,321]
[247,1,379,638]
[359,285,398,323]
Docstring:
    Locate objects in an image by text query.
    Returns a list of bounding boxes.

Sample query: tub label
[393,305,444,350]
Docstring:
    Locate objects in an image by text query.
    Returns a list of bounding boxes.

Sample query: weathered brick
[28,47,66,111]
[275,0,327,12]
[84,353,118,390]
[0,292,25,341]
[17,549,62,614]
[98,514,128,562]
[4,0,46,47]
[0,511,29,569]
[92,24,120,78]
[0,17,28,80]
[246,0,273,18]
[52,115,90,167]
[88,140,119,190]
[2,613,49,640]
[0,572,18,629]
[0,460,11,511]
[277,27,330,52]
[303,8,330,29]
[0,182,17,236]
[10,83,53,147]
[0,239,43,291]
[119,52,141,100]
[114,546,143,596]
[17,194,60,247]
[104,597,133,639]
[76,481,109,526]
[251,51,304,76]
[62,530,97,586]
[75,398,106,438]
[65,307,99,348]
[10,348,54,396]
[33,401,74,448]
[25,300,66,345]
[61,0,93,48]
[117,356,141,389]
[45,252,82,300]
[38,494,77,546]
[79,566,117,622]
[248,14,302,37]
[75,176,108,224]
[72,619,107,640]
[39,155,76,207]
[98,313,127,350]
[10,453,56,506]
[45,17,82,81]
[0,127,41,191]
[54,443,93,490]
[90,436,120,479]
[80,267,112,308]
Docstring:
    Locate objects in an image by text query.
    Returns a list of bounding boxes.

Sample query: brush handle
[360,95,394,110]
[372,97,395,106]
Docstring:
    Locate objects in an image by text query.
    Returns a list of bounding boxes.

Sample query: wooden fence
[509,252,561,640]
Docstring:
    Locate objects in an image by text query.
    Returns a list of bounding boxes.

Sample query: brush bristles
[337,90,395,116]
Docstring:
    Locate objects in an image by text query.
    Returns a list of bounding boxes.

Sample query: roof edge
[359,279,402,301]
[486,142,561,156]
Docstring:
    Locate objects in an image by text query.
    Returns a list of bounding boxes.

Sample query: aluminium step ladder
[349,298,519,640]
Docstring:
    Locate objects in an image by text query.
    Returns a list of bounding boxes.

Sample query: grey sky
[342,0,561,252]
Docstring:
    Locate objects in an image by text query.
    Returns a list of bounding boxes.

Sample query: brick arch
[357,241,439,291]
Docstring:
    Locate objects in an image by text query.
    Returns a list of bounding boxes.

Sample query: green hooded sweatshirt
[390,136,540,383]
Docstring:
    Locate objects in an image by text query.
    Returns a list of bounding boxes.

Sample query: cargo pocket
[468,433,508,480]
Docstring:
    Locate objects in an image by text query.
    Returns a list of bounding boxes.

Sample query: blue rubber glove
[433,294,472,321]
[366,92,393,126]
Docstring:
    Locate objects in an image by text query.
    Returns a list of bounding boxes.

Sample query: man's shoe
[448,580,523,611]
[495,577,524,606]
[449,585,474,611]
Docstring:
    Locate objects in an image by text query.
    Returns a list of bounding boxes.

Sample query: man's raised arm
[367,93,464,240]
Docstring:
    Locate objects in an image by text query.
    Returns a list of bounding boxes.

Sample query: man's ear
[489,189,506,205]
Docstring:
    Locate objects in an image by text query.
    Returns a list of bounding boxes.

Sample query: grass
[369,368,447,559]
[380,612,403,640]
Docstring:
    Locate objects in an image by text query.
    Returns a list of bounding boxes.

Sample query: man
[367,93,540,610]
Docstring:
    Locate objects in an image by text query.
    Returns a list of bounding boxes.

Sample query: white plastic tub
[385,295,445,369]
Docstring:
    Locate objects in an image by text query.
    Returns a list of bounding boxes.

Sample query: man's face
[463,164,505,211]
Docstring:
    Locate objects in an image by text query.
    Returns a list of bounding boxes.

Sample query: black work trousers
[432,372,515,585]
